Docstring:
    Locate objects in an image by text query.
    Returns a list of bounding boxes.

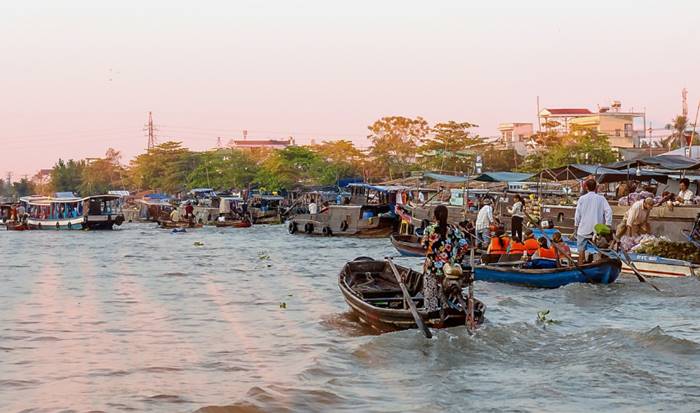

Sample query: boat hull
[27,217,84,230]
[474,258,621,288]
[390,234,426,257]
[622,253,698,278]
[338,259,486,333]
[214,220,252,228]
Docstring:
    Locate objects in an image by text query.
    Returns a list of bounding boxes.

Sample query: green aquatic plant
[536,309,561,325]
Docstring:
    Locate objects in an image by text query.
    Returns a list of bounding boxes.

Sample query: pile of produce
[632,236,700,264]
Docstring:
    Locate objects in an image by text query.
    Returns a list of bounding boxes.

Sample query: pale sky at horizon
[1,0,699,178]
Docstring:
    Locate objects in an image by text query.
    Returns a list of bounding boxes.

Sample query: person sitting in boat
[551,231,570,256]
[508,235,526,256]
[319,201,330,213]
[421,205,470,312]
[169,208,181,223]
[534,237,557,259]
[487,226,510,255]
[676,178,694,205]
[185,203,194,223]
[523,229,539,256]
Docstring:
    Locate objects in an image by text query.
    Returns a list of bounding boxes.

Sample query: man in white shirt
[616,197,653,239]
[574,179,613,265]
[308,201,318,215]
[475,198,494,245]
[677,178,694,205]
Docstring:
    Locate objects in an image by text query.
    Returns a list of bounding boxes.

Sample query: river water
[1,223,699,412]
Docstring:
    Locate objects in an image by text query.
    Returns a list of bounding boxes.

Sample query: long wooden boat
[338,258,486,332]
[390,233,426,257]
[21,195,85,230]
[5,221,30,231]
[288,205,396,238]
[474,256,621,288]
[214,219,252,228]
[159,220,203,229]
[550,231,700,279]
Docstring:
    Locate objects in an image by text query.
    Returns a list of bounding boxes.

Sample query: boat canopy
[347,183,409,193]
[474,172,535,183]
[423,172,469,183]
[55,192,76,198]
[546,164,668,184]
[108,190,130,196]
[606,155,700,171]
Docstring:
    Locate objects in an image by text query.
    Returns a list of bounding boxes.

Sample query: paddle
[590,240,661,292]
[466,245,477,333]
[386,257,432,339]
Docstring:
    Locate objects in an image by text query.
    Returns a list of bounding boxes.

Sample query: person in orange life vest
[508,235,526,255]
[522,229,539,255]
[487,227,510,255]
[534,237,557,259]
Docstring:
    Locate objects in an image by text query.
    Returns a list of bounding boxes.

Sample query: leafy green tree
[80,148,125,195]
[129,141,194,193]
[12,178,35,197]
[521,131,616,172]
[482,147,523,172]
[50,159,85,194]
[187,149,259,190]
[310,140,366,179]
[256,146,331,191]
[368,116,429,179]
[419,121,480,173]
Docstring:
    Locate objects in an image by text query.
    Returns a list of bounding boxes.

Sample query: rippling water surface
[1,223,699,412]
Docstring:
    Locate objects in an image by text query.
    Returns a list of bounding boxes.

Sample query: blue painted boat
[474,257,621,288]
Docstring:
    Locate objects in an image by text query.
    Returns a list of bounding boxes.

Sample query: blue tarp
[54,192,76,198]
[347,183,408,193]
[337,177,364,188]
[474,172,535,182]
[144,193,170,200]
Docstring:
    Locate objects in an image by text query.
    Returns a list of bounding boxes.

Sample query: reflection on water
[1,223,699,412]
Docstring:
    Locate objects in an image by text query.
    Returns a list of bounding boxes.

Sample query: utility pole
[144,111,157,150]
[6,172,12,186]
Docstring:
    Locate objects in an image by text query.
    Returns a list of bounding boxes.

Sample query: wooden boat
[5,221,30,231]
[474,256,621,288]
[159,220,203,229]
[288,205,395,238]
[21,195,84,230]
[621,253,698,278]
[390,233,426,257]
[214,219,252,228]
[83,195,125,230]
[338,258,486,332]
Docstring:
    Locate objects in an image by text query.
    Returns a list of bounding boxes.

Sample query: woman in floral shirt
[421,205,470,311]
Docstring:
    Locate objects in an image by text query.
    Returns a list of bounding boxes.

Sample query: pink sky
[1,1,699,178]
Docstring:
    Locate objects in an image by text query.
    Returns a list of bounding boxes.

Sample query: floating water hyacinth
[537,309,561,325]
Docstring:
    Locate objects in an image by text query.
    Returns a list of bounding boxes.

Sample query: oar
[591,241,661,292]
[466,245,477,333]
[386,257,432,339]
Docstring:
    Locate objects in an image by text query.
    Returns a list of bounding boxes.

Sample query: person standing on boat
[508,194,524,240]
[615,197,654,239]
[421,205,470,312]
[574,179,612,266]
[185,202,194,223]
[475,198,494,246]
[308,200,318,215]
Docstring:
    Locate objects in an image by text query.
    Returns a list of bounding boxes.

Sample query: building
[498,123,533,145]
[228,137,295,150]
[538,108,593,134]
[569,106,645,148]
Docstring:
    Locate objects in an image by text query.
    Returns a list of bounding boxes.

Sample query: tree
[419,121,480,173]
[50,159,85,194]
[128,141,194,193]
[256,146,331,191]
[521,131,616,172]
[367,116,429,180]
[661,115,688,149]
[481,147,523,172]
[310,140,366,180]
[80,148,125,195]
[12,178,35,197]
[187,149,259,190]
